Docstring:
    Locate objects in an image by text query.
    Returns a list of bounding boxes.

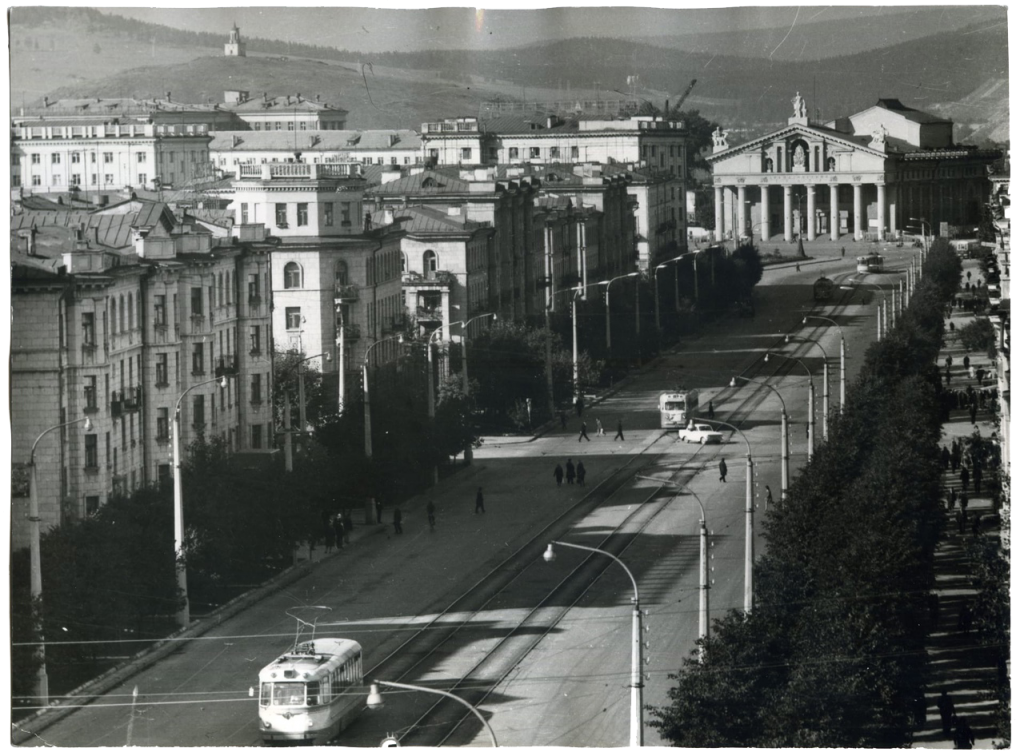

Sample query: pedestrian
[949,321,956,334]
[973,467,982,495]
[946,354,954,369]
[959,489,969,512]
[956,509,965,534]
[576,460,586,485]
[937,691,955,737]
[765,485,774,506]
[579,420,590,442]
[719,458,728,483]
[945,367,952,386]
[342,510,353,544]
[596,418,605,436]
[966,270,972,282]
[941,446,951,470]
[559,409,567,430]
[963,354,971,370]
[565,459,576,485]
[958,602,973,635]
[475,486,485,514]
[977,367,986,385]
[841,245,846,257]
[708,400,715,420]
[393,507,403,535]
[324,521,335,554]
[576,395,583,417]
[375,498,383,525]
[333,514,346,550]
[948,486,957,511]
[960,466,970,489]
[554,463,564,486]
[427,500,436,531]
[953,716,975,750]
[614,419,625,441]
[971,512,982,536]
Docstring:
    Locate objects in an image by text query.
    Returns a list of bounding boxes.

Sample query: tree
[958,317,997,358]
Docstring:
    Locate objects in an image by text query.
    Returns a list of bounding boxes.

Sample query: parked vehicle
[678,422,723,444]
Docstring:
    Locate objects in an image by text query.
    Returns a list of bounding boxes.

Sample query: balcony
[216,355,238,378]
[334,284,360,301]
[342,324,361,340]
[416,306,444,322]
[110,387,141,417]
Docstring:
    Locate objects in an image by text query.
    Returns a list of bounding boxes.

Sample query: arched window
[334,260,349,288]
[827,156,836,172]
[284,262,302,289]
[765,157,774,173]
[421,177,435,188]
[423,250,438,280]
[128,293,134,330]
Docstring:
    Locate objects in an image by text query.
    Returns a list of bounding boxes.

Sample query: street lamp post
[367,680,498,747]
[173,375,228,628]
[28,416,93,706]
[785,334,831,441]
[765,351,814,460]
[910,217,931,249]
[654,254,687,336]
[693,418,754,613]
[281,352,331,473]
[363,335,403,458]
[456,312,496,396]
[731,375,790,500]
[803,315,846,410]
[543,540,644,747]
[602,272,639,350]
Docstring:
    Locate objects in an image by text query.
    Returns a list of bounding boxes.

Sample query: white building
[209,129,422,173]
[225,92,349,132]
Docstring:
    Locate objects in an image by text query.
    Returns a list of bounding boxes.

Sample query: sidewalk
[913,260,1006,749]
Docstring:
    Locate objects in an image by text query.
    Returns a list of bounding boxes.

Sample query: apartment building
[224,91,348,132]
[209,129,422,173]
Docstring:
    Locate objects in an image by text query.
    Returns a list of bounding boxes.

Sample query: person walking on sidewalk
[393,507,403,535]
[960,466,970,490]
[333,514,346,550]
[554,463,564,487]
[579,420,590,442]
[953,716,975,750]
[765,485,774,506]
[576,460,586,486]
[475,487,485,514]
[708,400,715,420]
[614,419,625,441]
[719,458,728,483]
[946,354,954,370]
[596,418,605,436]
[426,500,436,532]
[375,498,383,525]
[937,691,955,737]
[941,445,951,470]
[565,459,576,485]
[963,354,971,371]
[342,510,353,545]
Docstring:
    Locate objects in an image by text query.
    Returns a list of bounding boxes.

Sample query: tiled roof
[227,96,347,114]
[370,170,474,196]
[478,114,581,135]
[373,205,488,235]
[11,199,176,249]
[209,130,420,152]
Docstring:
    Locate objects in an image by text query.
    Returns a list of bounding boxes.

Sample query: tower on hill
[225,24,246,57]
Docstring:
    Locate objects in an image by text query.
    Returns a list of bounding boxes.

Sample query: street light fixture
[765,351,815,460]
[840,282,887,340]
[27,415,93,706]
[654,254,687,334]
[730,375,790,499]
[802,315,846,410]
[281,352,331,473]
[785,334,832,439]
[600,272,639,351]
[362,335,403,458]
[366,680,498,747]
[543,540,644,747]
[454,312,497,395]
[173,375,229,628]
[909,217,931,248]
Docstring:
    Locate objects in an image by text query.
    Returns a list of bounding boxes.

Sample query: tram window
[306,681,320,706]
[272,682,305,706]
[260,683,271,706]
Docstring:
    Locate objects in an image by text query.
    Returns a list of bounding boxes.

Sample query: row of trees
[650,238,984,746]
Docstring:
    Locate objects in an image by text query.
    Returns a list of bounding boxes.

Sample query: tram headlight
[307,718,315,729]
[261,721,271,729]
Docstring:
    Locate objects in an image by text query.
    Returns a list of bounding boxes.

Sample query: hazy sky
[94,5,947,53]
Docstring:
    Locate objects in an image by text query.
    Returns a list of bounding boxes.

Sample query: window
[30,153,40,164]
[155,353,169,385]
[71,152,81,163]
[137,152,146,163]
[275,203,288,227]
[250,374,262,404]
[191,287,203,316]
[31,175,41,186]
[192,395,205,429]
[428,148,439,159]
[325,203,334,226]
[84,435,98,469]
[52,175,61,186]
[138,173,147,185]
[286,306,302,330]
[530,147,540,159]
[341,203,351,224]
[249,325,261,354]
[247,273,260,301]
[82,312,95,346]
[240,203,249,224]
[128,293,135,330]
[154,294,167,326]
[104,174,114,185]
[550,147,560,159]
[90,174,97,186]
[103,152,113,163]
[84,376,97,410]
[297,203,308,226]
[51,153,61,164]
[251,424,263,449]
[86,496,100,516]
[192,343,205,374]
[156,407,169,440]
[423,250,438,279]
[71,173,81,186]
[571,146,579,159]
[287,121,294,131]
[284,262,302,289]
[461,148,472,160]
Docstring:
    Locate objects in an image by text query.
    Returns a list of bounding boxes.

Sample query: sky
[91,4,953,53]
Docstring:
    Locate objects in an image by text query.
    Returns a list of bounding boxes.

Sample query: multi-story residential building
[708,95,1002,242]
[209,129,422,173]
[229,162,405,406]
[10,206,274,550]
[368,167,539,320]
[224,91,349,132]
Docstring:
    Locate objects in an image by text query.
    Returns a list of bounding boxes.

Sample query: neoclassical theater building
[708,95,1001,243]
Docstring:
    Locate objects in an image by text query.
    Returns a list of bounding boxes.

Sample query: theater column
[876,183,887,240]
[829,184,839,241]
[737,185,748,239]
[853,183,863,241]
[714,184,725,242]
[760,184,770,242]
[806,185,817,241]
[783,185,793,242]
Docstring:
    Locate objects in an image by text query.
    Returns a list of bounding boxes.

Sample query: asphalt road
[18,242,919,747]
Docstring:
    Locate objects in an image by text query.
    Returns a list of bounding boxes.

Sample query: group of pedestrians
[554,458,587,486]
[321,509,354,554]
[937,691,976,749]
[578,418,625,442]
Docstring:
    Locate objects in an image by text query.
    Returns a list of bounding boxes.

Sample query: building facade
[707,96,1002,243]
[225,92,348,132]
[209,129,422,172]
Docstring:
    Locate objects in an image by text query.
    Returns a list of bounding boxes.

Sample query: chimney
[364,211,373,232]
[309,135,320,147]
[296,92,301,102]
[316,94,321,102]
[263,92,268,103]
[166,91,172,102]
[232,135,242,147]
[383,206,395,225]
[43,96,50,107]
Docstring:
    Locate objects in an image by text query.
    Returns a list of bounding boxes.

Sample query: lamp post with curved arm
[363,335,403,458]
[694,417,754,613]
[455,312,496,395]
[654,255,686,334]
[28,415,93,705]
[841,281,886,339]
[602,272,639,350]
[173,375,228,628]
[543,540,644,747]
[730,375,789,500]
[765,351,814,460]
[281,352,331,473]
[367,680,498,747]
[803,314,846,410]
[785,334,831,440]
[910,216,931,249]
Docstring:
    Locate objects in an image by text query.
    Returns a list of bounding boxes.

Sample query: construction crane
[671,79,698,113]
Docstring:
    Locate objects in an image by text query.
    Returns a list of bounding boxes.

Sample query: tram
[659,389,700,429]
[856,253,884,273]
[257,607,364,744]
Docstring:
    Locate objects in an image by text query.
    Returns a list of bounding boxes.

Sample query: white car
[678,423,723,444]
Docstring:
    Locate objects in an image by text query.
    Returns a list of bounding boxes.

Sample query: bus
[856,253,884,273]
[659,389,700,429]
[257,637,364,744]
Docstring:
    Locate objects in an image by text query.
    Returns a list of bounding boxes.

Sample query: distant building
[707,95,1003,243]
[225,24,246,57]
[10,202,274,549]
[209,129,422,172]
[225,92,348,132]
